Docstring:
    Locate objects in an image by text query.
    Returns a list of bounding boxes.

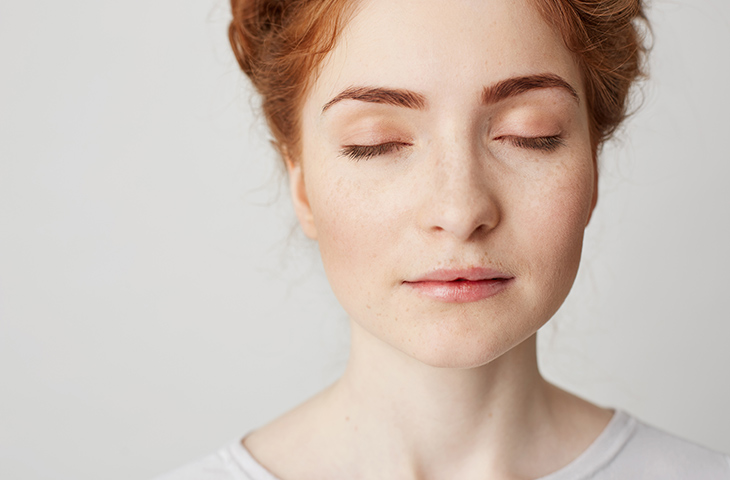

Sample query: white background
[0,1,728,478]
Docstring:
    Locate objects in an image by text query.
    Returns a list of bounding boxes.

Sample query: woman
[157,0,730,478]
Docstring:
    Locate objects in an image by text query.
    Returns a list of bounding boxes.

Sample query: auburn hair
[229,0,649,162]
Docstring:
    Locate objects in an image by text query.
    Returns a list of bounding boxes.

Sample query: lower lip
[404,278,513,303]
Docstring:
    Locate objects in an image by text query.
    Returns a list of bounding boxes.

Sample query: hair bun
[228,0,287,78]
[259,0,286,33]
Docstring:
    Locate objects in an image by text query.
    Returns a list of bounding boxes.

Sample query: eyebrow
[321,73,579,114]
[321,86,427,113]
[482,74,579,105]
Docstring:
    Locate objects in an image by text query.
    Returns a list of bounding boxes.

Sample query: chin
[412,351,504,370]
[398,325,532,370]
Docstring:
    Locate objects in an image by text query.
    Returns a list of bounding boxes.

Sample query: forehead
[303,0,582,118]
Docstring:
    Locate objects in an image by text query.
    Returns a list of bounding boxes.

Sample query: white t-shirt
[154,410,730,479]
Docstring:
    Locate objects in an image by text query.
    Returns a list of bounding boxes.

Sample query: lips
[403,268,514,303]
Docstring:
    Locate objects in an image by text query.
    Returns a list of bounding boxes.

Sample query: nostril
[420,187,501,241]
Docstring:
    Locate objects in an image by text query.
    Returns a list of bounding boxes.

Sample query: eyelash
[339,142,410,161]
[339,135,564,161]
[501,135,565,152]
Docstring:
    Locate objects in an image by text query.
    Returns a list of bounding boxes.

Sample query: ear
[285,155,318,239]
[586,158,599,226]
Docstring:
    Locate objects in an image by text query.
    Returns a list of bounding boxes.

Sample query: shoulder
[606,413,730,479]
[544,411,729,480]
[151,439,279,480]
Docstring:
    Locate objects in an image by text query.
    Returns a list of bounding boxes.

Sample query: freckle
[345,416,350,422]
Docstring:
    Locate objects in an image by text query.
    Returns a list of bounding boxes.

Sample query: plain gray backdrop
[0,1,728,479]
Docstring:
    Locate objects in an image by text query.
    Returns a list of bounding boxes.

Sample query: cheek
[526,178,592,245]
[308,173,396,309]
[517,162,595,298]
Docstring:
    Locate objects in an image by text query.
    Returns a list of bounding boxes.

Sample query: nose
[417,140,500,242]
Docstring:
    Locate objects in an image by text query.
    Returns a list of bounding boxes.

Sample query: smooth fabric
[153,410,730,480]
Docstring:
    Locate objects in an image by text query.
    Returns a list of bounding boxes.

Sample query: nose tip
[419,153,501,241]
[428,189,500,241]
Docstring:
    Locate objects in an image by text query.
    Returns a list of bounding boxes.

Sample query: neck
[244,320,612,480]
[324,321,557,479]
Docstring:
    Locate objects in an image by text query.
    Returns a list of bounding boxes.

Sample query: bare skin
[245,333,612,480]
[244,0,613,478]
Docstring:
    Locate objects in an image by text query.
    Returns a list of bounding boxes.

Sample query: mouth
[403,268,514,303]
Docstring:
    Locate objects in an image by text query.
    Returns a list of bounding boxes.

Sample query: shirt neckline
[536,409,636,479]
[227,409,636,480]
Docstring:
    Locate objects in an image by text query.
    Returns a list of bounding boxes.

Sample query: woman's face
[290,0,596,368]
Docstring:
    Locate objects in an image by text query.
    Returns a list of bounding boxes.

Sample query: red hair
[534,0,649,154]
[229,0,649,161]
[228,0,356,161]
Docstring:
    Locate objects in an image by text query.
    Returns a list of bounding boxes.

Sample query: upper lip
[405,267,514,283]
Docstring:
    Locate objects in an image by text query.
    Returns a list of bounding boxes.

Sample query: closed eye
[499,135,564,152]
[339,142,411,161]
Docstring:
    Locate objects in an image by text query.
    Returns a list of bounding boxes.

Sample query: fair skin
[244,0,612,479]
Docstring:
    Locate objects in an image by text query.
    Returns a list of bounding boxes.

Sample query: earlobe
[285,155,318,239]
